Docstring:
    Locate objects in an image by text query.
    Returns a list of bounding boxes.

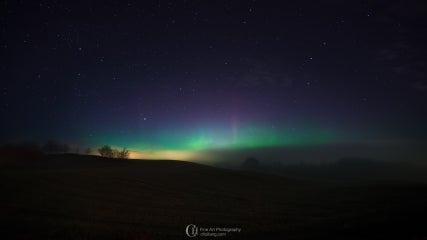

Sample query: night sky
[2,1,427,161]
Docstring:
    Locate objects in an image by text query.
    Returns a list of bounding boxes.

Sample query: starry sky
[1,0,427,162]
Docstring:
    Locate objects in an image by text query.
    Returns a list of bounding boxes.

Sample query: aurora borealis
[2,1,427,162]
[88,120,342,160]
[93,121,340,151]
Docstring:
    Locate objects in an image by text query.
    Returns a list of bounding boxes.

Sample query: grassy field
[1,154,427,239]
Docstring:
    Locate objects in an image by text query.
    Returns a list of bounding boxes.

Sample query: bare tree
[98,145,113,158]
[98,146,129,159]
[112,149,120,158]
[242,157,260,171]
[117,148,129,159]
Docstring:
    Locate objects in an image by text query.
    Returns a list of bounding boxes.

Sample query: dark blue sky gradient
[1,1,427,161]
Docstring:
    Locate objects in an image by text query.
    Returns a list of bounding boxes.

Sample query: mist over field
[199,141,427,164]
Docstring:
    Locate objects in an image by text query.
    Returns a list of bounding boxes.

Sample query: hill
[279,158,427,183]
[1,154,427,239]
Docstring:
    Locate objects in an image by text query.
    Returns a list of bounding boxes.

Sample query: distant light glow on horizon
[129,149,201,161]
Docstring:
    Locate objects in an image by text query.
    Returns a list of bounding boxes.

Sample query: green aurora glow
[91,122,341,152]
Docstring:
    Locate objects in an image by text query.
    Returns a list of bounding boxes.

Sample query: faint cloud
[236,75,261,88]
[280,76,293,87]
[377,48,399,61]
[383,0,427,21]
[376,41,427,91]
[413,80,427,92]
[233,62,293,89]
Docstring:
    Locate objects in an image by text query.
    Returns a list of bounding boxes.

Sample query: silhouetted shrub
[116,148,129,159]
[242,157,260,171]
[98,145,113,158]
[98,145,129,159]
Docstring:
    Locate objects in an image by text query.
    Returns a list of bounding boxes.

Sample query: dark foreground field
[1,154,427,239]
